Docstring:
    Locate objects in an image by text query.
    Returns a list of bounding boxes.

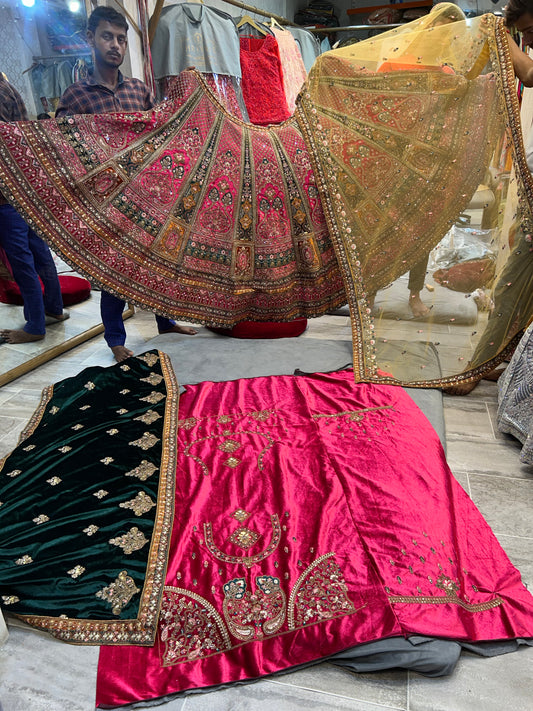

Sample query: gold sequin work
[134,410,162,425]
[109,527,149,554]
[119,491,156,517]
[67,565,86,579]
[32,514,49,525]
[95,570,140,615]
[129,432,160,450]
[125,460,158,481]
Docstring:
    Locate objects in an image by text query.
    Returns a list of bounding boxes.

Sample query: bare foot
[111,345,134,362]
[442,377,481,396]
[409,293,430,318]
[159,324,197,336]
[45,310,70,323]
[0,328,45,343]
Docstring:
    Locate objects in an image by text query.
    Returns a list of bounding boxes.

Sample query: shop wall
[0,3,38,115]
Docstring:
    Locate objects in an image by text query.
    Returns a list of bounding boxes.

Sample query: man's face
[515,12,533,48]
[87,20,128,69]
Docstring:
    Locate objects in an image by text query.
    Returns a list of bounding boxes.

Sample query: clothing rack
[306,24,401,32]
[148,0,297,43]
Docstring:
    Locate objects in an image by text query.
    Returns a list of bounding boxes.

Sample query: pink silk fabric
[96,371,533,706]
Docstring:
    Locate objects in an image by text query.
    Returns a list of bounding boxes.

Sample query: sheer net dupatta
[297,5,533,387]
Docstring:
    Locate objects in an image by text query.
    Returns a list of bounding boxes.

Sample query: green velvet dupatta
[0,350,177,645]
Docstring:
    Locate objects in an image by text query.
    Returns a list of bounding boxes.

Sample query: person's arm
[508,34,533,87]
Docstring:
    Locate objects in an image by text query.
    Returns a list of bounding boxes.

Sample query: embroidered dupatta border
[12,351,178,645]
[296,16,530,387]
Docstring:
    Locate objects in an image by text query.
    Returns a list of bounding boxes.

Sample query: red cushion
[0,274,91,306]
[208,319,308,339]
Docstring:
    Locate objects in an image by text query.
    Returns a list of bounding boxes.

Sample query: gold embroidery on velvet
[58,446,72,453]
[67,565,86,578]
[119,491,156,517]
[139,391,165,404]
[15,555,33,565]
[109,526,149,554]
[50,406,59,414]
[232,508,250,522]
[93,489,109,499]
[141,372,164,386]
[218,439,241,453]
[137,353,159,366]
[125,459,158,481]
[79,405,91,410]
[129,432,160,450]
[134,409,162,425]
[22,444,35,451]
[100,457,114,465]
[71,424,84,431]
[223,455,241,468]
[47,476,61,486]
[159,586,231,665]
[116,408,129,415]
[120,365,130,371]
[83,524,99,536]
[107,428,119,436]
[177,417,197,430]
[6,470,21,478]
[32,514,49,525]
[204,514,281,568]
[228,527,260,550]
[119,389,130,395]
[2,595,19,604]
[84,381,95,390]
[287,552,356,629]
[95,570,140,615]
[222,575,286,640]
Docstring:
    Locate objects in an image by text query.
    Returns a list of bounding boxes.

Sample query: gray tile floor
[0,309,531,711]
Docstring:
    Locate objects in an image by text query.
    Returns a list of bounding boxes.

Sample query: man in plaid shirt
[56,6,196,362]
[0,74,67,344]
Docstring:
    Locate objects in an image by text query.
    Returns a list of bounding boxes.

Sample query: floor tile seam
[266,678,408,710]
[495,532,533,540]
[467,471,533,482]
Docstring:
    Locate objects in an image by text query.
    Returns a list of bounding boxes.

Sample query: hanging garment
[239,34,291,125]
[151,3,242,80]
[95,367,533,705]
[286,26,321,72]
[271,27,308,114]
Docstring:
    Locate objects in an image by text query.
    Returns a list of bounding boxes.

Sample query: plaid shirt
[0,75,28,202]
[55,71,155,117]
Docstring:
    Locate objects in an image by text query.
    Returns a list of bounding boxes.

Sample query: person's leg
[407,254,430,317]
[27,228,65,318]
[100,290,132,362]
[156,315,197,336]
[0,205,46,341]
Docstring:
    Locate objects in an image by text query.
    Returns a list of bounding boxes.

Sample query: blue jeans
[0,204,63,335]
[100,290,176,348]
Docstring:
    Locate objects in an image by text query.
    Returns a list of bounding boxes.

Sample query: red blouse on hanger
[239,35,291,125]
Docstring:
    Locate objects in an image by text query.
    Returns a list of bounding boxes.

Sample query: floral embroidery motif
[83,524,100,536]
[134,409,161,425]
[93,489,109,499]
[67,565,86,579]
[58,446,72,453]
[119,389,130,395]
[223,456,241,468]
[218,439,241,453]
[140,391,165,405]
[95,570,140,615]
[232,508,250,522]
[79,405,91,411]
[228,527,260,550]
[22,444,36,451]
[1,595,20,605]
[141,372,164,386]
[15,555,33,565]
[100,457,114,465]
[159,587,231,665]
[71,424,84,431]
[120,365,130,371]
[119,491,156,517]
[177,417,197,430]
[125,460,158,481]
[137,353,159,366]
[84,381,95,390]
[223,575,286,640]
[50,406,59,414]
[107,428,119,436]
[129,432,160,450]
[312,406,394,421]
[116,408,129,415]
[32,514,49,525]
[6,470,21,478]
[47,476,62,486]
[109,527,149,554]
[204,514,281,568]
[287,553,356,629]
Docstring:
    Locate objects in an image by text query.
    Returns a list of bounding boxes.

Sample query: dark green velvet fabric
[0,350,176,643]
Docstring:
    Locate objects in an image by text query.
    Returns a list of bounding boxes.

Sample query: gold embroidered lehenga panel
[0,6,532,386]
